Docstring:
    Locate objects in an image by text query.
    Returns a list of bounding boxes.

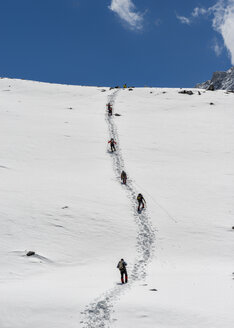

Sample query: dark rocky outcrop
[195,67,234,91]
[26,251,35,256]
[178,90,194,95]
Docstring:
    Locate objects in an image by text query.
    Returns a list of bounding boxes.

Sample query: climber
[137,193,146,212]
[108,138,117,152]
[107,103,112,116]
[121,170,127,184]
[117,258,128,284]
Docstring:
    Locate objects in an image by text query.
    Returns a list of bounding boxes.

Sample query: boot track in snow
[81,89,155,327]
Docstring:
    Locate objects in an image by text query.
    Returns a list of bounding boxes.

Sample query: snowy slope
[0,79,137,328]
[0,79,233,328]
[113,88,234,328]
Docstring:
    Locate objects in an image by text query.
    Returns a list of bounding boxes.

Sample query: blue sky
[0,0,233,87]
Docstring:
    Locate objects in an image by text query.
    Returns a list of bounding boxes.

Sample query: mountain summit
[195,67,234,91]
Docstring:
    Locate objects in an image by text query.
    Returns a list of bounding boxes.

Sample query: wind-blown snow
[0,79,233,328]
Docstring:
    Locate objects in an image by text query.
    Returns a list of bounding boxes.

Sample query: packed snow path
[82,90,155,327]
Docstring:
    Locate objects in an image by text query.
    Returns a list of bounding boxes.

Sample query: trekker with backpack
[108,138,117,152]
[107,103,112,116]
[121,170,127,184]
[137,193,146,212]
[117,258,128,284]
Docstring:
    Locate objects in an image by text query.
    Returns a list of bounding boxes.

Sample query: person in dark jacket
[137,193,146,211]
[121,170,127,184]
[107,103,112,116]
[117,258,128,284]
[108,138,117,152]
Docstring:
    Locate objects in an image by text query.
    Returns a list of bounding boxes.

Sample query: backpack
[118,260,124,270]
[137,194,142,201]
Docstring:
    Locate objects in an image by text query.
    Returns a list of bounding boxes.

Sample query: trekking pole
[132,181,178,224]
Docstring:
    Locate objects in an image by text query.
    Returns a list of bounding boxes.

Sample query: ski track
[81,90,155,328]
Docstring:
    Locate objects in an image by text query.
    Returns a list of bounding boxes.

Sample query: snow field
[0,79,137,328]
[0,80,233,328]
[113,87,234,327]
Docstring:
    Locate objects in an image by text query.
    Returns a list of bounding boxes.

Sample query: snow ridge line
[82,89,155,328]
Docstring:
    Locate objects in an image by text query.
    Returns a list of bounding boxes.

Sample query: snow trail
[82,89,155,327]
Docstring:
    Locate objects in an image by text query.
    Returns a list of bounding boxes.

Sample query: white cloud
[176,14,191,25]
[109,0,143,30]
[176,0,234,64]
[211,0,234,64]
[212,38,223,56]
[192,7,207,17]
